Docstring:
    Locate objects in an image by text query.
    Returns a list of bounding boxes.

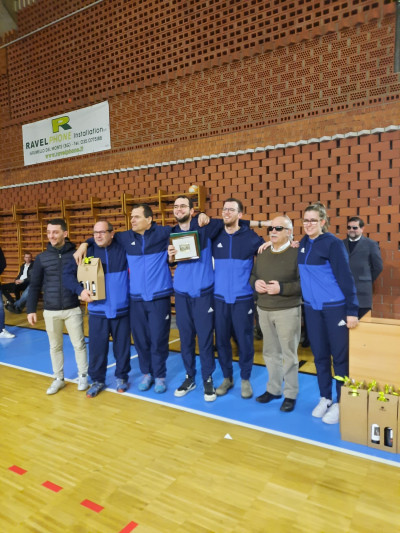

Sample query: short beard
[176,213,191,224]
[224,219,236,228]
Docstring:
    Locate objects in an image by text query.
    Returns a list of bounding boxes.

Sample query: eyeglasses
[347,225,359,230]
[222,207,238,213]
[174,204,190,209]
[93,230,110,236]
[267,226,289,232]
[303,219,320,225]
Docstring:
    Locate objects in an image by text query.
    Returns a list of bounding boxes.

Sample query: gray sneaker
[77,374,89,391]
[216,377,234,396]
[46,378,66,395]
[241,379,253,399]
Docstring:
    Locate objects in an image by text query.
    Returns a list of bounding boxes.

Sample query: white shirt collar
[271,240,291,253]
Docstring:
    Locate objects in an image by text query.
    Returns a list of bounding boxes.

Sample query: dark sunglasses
[267,226,289,232]
[347,225,359,230]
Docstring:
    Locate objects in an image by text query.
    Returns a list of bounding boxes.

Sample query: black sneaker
[204,376,216,402]
[174,375,196,397]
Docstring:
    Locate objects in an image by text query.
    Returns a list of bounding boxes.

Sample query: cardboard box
[340,387,368,446]
[77,258,105,301]
[367,391,398,454]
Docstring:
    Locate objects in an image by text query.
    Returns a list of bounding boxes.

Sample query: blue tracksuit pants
[175,292,216,381]
[214,298,255,380]
[129,297,171,379]
[304,303,349,401]
[88,314,131,383]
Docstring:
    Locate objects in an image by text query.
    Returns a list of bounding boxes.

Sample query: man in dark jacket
[2,252,34,304]
[27,219,88,395]
[64,220,130,398]
[343,217,383,318]
[0,246,16,339]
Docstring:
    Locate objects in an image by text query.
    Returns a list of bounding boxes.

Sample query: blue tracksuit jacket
[213,225,264,304]
[63,240,129,319]
[297,232,358,315]
[172,218,224,298]
[114,223,173,302]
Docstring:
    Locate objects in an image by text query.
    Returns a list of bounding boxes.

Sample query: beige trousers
[43,307,88,379]
[258,305,301,400]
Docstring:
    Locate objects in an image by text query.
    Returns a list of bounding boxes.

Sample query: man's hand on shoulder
[197,213,210,227]
[258,242,271,254]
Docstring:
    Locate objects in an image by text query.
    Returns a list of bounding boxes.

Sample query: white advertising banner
[22,101,111,166]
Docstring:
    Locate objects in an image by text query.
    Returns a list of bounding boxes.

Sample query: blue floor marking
[1,324,399,466]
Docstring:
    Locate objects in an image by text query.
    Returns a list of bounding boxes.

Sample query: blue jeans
[15,286,29,311]
[0,288,5,330]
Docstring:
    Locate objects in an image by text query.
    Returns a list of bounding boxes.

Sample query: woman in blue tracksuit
[297,202,359,425]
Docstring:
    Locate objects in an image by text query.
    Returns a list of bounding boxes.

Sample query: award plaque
[170,231,201,261]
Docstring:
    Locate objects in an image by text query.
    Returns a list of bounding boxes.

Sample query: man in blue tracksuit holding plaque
[213,198,264,399]
[168,195,224,402]
[64,220,130,398]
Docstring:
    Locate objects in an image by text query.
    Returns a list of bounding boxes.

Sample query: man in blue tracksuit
[64,220,130,397]
[213,198,264,399]
[168,195,224,402]
[114,204,173,393]
[76,205,173,393]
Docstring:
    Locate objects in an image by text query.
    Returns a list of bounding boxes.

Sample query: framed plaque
[170,231,201,261]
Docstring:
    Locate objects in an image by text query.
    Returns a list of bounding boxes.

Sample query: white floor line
[106,353,138,370]
[2,361,399,468]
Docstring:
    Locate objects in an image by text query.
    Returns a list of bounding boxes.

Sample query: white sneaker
[322,403,340,424]
[312,397,332,418]
[46,379,66,395]
[0,328,15,339]
[77,374,89,391]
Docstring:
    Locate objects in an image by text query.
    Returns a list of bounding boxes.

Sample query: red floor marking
[8,465,27,475]
[119,522,138,533]
[42,480,63,492]
[80,499,104,513]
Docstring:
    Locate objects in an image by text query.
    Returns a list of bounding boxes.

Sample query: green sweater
[250,246,301,311]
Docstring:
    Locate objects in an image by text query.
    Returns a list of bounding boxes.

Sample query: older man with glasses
[342,217,383,318]
[64,220,130,397]
[250,215,301,412]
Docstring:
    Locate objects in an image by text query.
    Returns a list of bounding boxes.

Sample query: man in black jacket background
[343,216,383,319]
[27,219,88,395]
[2,252,34,304]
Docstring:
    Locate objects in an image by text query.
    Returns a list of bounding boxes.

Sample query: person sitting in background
[5,285,30,314]
[2,252,34,305]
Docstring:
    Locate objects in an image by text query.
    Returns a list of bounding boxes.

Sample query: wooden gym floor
[1,310,400,532]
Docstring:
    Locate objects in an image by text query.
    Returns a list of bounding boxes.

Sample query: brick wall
[0,0,399,317]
